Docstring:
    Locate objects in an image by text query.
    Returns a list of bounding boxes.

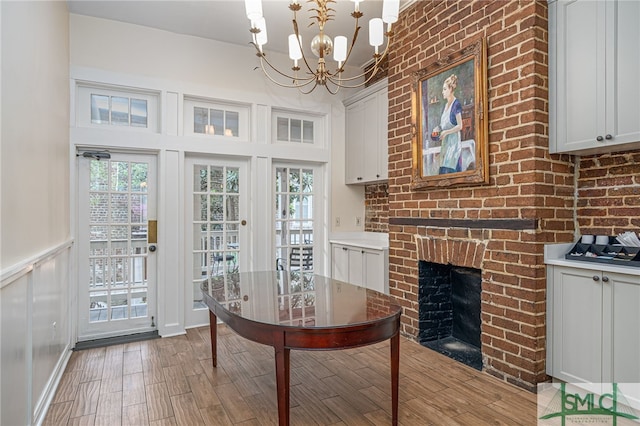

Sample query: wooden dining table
[201,270,402,426]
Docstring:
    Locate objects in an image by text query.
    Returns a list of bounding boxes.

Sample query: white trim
[0,239,74,288]
[33,349,73,426]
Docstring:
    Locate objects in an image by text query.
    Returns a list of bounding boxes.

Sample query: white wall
[1,2,71,425]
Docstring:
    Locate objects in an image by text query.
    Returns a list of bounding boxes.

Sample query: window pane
[290,119,302,142]
[210,195,224,221]
[275,168,286,192]
[130,163,148,192]
[277,117,289,141]
[226,195,239,221]
[90,160,109,191]
[131,99,148,127]
[303,120,314,143]
[91,94,110,124]
[302,169,313,192]
[210,109,224,136]
[210,167,224,193]
[195,195,208,221]
[289,169,300,193]
[194,165,208,192]
[194,107,207,134]
[226,168,239,193]
[225,111,239,137]
[111,97,130,126]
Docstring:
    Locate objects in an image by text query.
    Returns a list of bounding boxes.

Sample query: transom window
[76,84,159,132]
[91,94,148,128]
[272,110,324,146]
[184,97,250,140]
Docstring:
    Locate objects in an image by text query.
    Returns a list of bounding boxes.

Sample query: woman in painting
[433,74,463,174]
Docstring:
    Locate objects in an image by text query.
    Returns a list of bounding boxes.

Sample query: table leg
[274,336,290,426]
[209,310,217,368]
[391,331,400,426]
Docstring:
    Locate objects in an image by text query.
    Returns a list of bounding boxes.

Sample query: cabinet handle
[602,276,609,282]
[596,136,604,142]
[592,275,600,282]
[605,134,613,140]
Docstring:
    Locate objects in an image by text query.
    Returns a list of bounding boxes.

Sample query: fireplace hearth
[418,261,482,370]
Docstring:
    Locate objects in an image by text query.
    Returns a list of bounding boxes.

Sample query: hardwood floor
[44,325,538,425]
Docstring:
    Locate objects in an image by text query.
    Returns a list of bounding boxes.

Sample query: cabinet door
[348,247,364,287]
[602,272,640,385]
[345,103,365,184]
[553,0,607,152]
[607,0,640,147]
[362,249,384,293]
[551,266,603,383]
[362,95,380,182]
[332,244,350,283]
[376,87,389,181]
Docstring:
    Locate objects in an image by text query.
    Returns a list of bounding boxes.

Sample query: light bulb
[334,36,347,63]
[382,0,400,24]
[369,18,383,47]
[288,34,303,60]
[245,0,263,21]
[255,17,268,47]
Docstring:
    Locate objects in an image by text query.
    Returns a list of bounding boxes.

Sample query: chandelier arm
[337,10,362,73]
[251,43,317,84]
[330,40,392,87]
[292,18,316,75]
[257,55,319,90]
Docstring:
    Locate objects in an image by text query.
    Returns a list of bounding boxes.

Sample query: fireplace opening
[418,261,482,370]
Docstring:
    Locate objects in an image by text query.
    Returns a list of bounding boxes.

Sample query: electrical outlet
[356,216,362,226]
[335,216,341,227]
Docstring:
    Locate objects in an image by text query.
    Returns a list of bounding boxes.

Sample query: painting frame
[411,38,489,189]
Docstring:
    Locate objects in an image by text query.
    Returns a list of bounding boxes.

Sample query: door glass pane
[194,165,208,192]
[274,166,314,274]
[191,163,242,310]
[86,157,151,326]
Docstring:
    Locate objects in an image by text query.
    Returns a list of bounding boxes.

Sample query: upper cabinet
[549,0,640,155]
[344,79,388,184]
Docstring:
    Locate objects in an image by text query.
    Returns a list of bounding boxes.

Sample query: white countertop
[329,232,389,250]
[544,243,640,276]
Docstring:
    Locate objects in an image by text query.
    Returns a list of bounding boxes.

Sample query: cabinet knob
[605,134,613,140]
[596,136,604,142]
[602,276,609,282]
[592,275,600,282]
[342,247,347,251]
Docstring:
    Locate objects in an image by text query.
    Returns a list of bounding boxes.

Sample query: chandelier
[244,0,399,94]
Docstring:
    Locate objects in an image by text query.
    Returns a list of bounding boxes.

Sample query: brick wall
[378,0,579,391]
[577,152,640,236]
[364,183,389,232]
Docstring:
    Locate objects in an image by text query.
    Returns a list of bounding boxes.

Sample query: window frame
[271,109,325,147]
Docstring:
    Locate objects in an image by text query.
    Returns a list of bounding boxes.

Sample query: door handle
[149,245,157,252]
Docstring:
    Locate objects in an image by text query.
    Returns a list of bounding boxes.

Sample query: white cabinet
[547,265,640,386]
[549,0,640,154]
[331,243,389,294]
[344,79,388,184]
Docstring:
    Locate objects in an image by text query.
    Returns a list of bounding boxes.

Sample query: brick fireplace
[363,0,640,393]
[372,0,578,392]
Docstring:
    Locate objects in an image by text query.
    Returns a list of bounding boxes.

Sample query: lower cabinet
[331,243,389,294]
[548,265,640,388]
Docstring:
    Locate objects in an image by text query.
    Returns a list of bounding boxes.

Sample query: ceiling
[67,0,409,68]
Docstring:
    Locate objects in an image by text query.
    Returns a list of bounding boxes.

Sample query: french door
[185,157,249,327]
[77,152,157,341]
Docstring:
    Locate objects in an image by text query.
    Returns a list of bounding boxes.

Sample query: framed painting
[411,38,489,189]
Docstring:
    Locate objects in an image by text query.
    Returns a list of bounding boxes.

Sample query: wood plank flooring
[43,325,538,425]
